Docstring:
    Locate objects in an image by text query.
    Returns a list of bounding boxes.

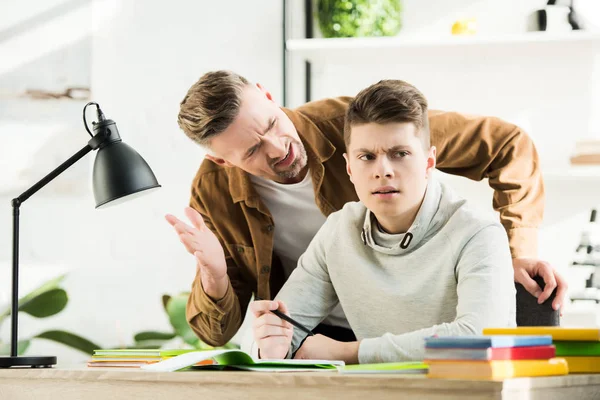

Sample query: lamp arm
[9,131,107,357]
[13,131,109,206]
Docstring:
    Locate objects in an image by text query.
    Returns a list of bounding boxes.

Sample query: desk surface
[1,367,600,400]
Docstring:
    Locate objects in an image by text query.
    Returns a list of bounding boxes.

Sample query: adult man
[251,79,516,363]
[166,70,566,347]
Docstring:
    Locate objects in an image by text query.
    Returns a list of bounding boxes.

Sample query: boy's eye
[394,151,409,158]
[358,154,375,161]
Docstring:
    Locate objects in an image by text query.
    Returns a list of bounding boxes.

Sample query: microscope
[570,209,600,303]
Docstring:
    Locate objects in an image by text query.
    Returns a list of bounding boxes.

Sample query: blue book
[425,335,553,349]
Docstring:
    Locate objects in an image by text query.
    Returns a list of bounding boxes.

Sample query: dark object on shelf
[534,0,581,31]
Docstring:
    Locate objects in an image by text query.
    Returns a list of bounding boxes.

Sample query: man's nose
[265,135,287,160]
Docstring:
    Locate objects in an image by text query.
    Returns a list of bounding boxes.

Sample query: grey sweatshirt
[275,177,516,363]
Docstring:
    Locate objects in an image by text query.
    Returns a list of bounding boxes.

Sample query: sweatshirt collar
[361,177,442,255]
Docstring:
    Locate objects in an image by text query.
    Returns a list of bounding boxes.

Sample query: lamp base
[0,356,57,368]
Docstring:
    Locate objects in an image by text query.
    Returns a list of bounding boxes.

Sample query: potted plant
[317,0,403,38]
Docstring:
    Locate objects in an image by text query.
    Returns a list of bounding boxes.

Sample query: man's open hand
[165,207,228,299]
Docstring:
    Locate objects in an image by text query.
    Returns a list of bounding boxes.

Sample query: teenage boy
[251,80,516,363]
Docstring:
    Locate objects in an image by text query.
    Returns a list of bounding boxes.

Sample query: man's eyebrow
[243,143,260,159]
[263,118,276,135]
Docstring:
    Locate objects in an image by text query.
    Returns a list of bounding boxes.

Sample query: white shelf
[287,31,600,59]
[544,166,600,181]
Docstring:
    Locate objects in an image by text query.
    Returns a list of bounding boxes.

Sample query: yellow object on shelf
[451,18,477,35]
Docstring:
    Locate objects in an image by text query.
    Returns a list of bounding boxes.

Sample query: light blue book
[424,335,553,349]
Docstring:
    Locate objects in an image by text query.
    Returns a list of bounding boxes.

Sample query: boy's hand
[250,300,293,359]
[294,334,359,364]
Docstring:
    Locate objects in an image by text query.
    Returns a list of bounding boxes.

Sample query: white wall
[2,0,600,365]
[1,0,282,364]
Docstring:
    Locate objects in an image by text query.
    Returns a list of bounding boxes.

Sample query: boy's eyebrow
[352,145,412,154]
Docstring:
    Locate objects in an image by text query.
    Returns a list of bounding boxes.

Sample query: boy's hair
[178,70,250,147]
[344,80,430,149]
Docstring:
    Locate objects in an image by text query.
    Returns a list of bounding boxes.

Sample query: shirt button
[266,225,274,232]
[236,246,244,253]
[261,265,270,274]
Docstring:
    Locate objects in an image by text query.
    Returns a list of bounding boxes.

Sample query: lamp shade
[91,119,160,208]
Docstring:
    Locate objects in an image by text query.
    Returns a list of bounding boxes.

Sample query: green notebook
[554,341,600,357]
[340,362,429,374]
[141,349,344,372]
[93,349,196,357]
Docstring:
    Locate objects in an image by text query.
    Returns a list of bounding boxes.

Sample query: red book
[424,345,556,361]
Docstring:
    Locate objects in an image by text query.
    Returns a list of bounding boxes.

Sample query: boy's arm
[358,224,516,363]
[274,217,340,354]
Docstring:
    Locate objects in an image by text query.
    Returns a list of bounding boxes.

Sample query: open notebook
[141,349,345,372]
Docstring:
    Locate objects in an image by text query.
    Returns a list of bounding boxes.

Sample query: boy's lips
[372,186,399,194]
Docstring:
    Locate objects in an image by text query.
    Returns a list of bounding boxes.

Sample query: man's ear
[426,146,437,175]
[256,83,274,102]
[343,153,354,183]
[205,154,235,167]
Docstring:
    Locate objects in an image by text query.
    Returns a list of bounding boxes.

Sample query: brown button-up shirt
[186,97,543,346]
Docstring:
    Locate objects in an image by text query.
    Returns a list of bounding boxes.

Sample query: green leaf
[134,331,176,342]
[162,295,171,311]
[165,293,200,347]
[35,330,100,355]
[0,274,67,325]
[0,340,31,356]
[20,275,67,306]
[19,289,68,318]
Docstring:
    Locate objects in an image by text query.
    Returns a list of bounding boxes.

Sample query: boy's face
[206,84,308,184]
[344,122,436,224]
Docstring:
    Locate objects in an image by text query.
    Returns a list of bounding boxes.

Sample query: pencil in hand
[255,297,314,337]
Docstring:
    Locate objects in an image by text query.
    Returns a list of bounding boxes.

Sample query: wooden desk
[1,367,600,400]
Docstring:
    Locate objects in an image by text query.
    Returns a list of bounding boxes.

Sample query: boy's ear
[205,154,235,167]
[343,153,354,183]
[426,146,437,174]
[256,83,273,101]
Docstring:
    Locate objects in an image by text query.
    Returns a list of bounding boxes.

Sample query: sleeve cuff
[507,227,538,259]
[358,338,381,364]
[193,276,236,321]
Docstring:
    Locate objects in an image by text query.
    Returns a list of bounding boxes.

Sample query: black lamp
[0,102,161,368]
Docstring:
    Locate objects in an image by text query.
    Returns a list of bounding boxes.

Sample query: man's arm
[357,225,515,363]
[430,111,566,309]
[430,111,542,257]
[183,195,254,347]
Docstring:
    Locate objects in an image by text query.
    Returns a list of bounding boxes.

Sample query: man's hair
[177,70,250,147]
[344,79,430,150]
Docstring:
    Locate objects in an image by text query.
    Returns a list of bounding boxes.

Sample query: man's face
[207,85,308,184]
[344,122,436,222]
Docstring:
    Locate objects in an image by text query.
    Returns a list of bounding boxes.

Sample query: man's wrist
[201,273,229,301]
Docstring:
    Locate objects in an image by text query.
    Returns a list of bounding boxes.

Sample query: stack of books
[87,349,201,368]
[424,335,568,380]
[484,327,600,373]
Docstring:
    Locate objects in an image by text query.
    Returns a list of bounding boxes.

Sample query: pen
[255,297,314,337]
